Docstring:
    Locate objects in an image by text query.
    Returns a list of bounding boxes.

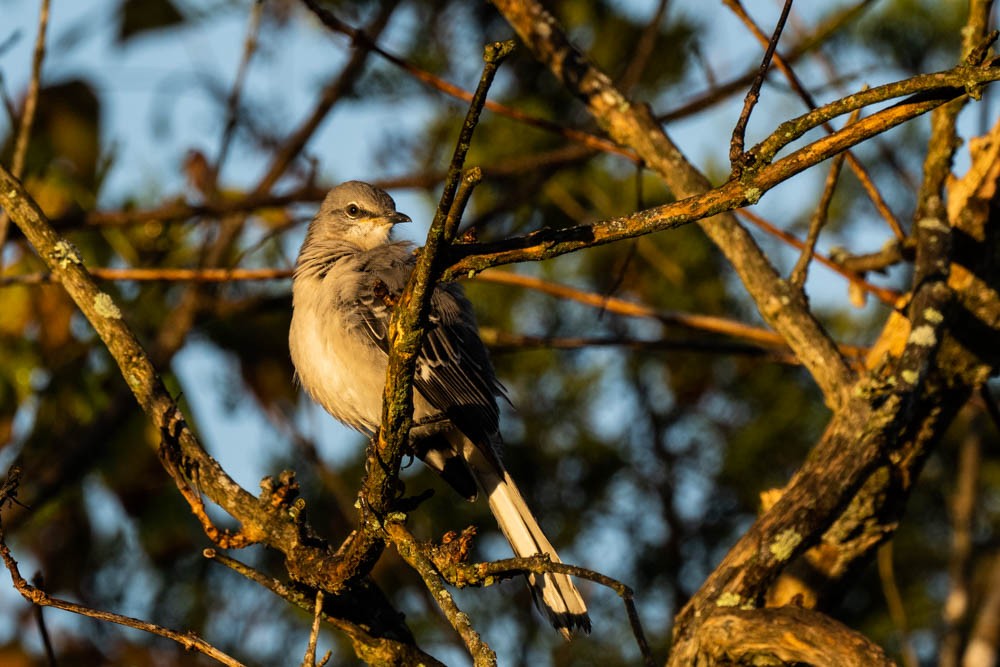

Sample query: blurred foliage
[0,0,996,665]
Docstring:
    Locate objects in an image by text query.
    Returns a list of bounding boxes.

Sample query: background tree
[0,0,999,665]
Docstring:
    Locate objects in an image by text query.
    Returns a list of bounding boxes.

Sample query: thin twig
[213,0,264,188]
[32,573,57,667]
[738,209,901,306]
[253,1,399,196]
[301,590,324,667]
[616,0,671,93]
[0,470,244,667]
[479,328,797,361]
[831,241,911,275]
[728,0,794,175]
[443,167,483,242]
[724,0,907,239]
[437,552,654,667]
[789,105,862,288]
[0,266,292,285]
[658,0,876,124]
[476,269,866,358]
[386,523,496,667]
[299,0,633,160]
[0,0,50,272]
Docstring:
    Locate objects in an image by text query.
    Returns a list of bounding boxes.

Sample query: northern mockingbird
[290,181,590,637]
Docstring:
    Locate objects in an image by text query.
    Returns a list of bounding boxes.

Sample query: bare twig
[443,167,483,242]
[427,550,653,666]
[658,0,876,124]
[213,0,264,187]
[0,0,50,271]
[32,573,57,667]
[738,209,901,305]
[789,105,861,288]
[479,328,797,360]
[475,269,865,354]
[202,548,425,657]
[301,590,325,667]
[616,0,671,92]
[727,0,794,175]
[254,2,399,196]
[0,266,292,285]
[299,0,633,160]
[723,0,906,239]
[386,523,496,666]
[0,470,244,667]
[831,241,911,275]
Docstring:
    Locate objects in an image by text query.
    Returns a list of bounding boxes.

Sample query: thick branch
[0,164,430,661]
[482,2,997,409]
[697,607,896,666]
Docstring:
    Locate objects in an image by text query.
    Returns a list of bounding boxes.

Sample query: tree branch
[697,606,896,666]
[0,0,49,271]
[0,158,432,663]
[0,468,245,667]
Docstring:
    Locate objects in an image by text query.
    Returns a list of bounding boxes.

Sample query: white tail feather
[461,439,590,637]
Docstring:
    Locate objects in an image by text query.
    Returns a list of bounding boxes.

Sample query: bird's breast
[289,277,387,434]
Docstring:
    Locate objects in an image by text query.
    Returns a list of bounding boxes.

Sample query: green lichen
[716,592,742,607]
[908,324,937,347]
[917,217,949,233]
[51,240,82,269]
[923,308,944,324]
[94,292,122,319]
[769,528,803,561]
[901,369,919,385]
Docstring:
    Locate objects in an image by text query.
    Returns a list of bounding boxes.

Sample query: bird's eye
[346,204,360,218]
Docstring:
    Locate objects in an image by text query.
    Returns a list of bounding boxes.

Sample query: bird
[289,180,590,637]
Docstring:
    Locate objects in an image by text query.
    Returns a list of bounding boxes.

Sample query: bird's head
[312,180,411,249]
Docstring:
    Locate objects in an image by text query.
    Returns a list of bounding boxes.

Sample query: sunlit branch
[723,0,907,239]
[0,0,50,272]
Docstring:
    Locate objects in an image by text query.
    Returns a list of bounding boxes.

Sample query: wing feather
[344,243,506,442]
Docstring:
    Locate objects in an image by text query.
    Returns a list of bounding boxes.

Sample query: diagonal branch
[331,40,516,589]
[0,160,435,663]
[0,468,244,667]
[723,0,907,239]
[727,0,794,174]
[0,0,50,272]
[482,0,994,409]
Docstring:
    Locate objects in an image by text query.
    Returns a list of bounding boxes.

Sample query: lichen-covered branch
[479,1,995,410]
[696,607,896,666]
[0,162,436,663]
[329,39,516,600]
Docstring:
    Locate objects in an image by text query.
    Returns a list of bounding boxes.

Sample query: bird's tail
[463,441,591,638]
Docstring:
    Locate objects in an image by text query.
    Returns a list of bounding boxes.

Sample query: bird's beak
[390,211,412,225]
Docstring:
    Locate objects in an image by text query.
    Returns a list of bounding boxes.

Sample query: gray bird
[289,180,590,637]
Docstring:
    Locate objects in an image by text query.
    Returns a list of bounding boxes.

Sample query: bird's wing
[350,244,506,439]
